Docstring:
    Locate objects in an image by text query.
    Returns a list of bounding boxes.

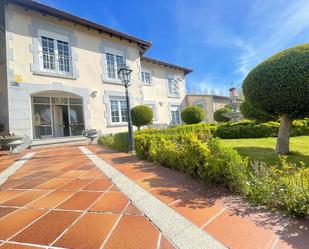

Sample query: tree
[243,44,309,154]
[181,106,205,124]
[131,105,153,130]
[240,100,277,122]
[214,106,232,122]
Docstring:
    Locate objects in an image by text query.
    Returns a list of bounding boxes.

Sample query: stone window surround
[28,19,79,79]
[143,100,159,121]
[100,41,129,85]
[168,102,182,125]
[166,73,181,99]
[103,90,135,127]
[141,67,153,86]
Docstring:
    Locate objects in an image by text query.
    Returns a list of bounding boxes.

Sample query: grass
[222,136,309,167]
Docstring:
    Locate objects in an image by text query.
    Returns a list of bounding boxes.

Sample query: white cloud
[235,0,309,78]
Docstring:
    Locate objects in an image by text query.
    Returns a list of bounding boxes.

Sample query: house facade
[186,94,231,123]
[0,0,191,139]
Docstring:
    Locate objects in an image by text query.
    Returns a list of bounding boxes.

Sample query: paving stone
[53,213,119,249]
[12,210,81,246]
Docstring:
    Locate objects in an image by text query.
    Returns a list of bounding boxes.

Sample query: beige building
[186,94,231,123]
[0,0,191,139]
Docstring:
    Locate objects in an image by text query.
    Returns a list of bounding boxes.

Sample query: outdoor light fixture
[118,64,133,86]
[118,64,134,153]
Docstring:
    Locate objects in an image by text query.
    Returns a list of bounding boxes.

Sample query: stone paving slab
[0,145,176,249]
[88,145,309,249]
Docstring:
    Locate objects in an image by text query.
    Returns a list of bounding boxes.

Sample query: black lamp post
[118,64,134,153]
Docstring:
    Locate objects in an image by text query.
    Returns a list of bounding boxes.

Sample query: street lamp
[118,64,134,152]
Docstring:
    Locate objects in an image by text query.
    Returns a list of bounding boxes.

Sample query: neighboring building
[0,0,192,139]
[186,92,231,123]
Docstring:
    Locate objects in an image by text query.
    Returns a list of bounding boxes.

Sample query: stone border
[0,152,36,185]
[79,147,227,249]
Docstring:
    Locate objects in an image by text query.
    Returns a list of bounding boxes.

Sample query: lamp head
[118,64,133,85]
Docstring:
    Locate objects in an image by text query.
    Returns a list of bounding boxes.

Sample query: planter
[0,137,22,149]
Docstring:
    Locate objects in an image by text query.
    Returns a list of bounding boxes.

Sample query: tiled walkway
[88,146,309,249]
[0,145,308,249]
[0,146,174,249]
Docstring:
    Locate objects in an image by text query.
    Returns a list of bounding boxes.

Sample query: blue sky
[40,0,309,96]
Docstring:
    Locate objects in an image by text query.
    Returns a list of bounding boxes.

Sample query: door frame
[31,95,85,139]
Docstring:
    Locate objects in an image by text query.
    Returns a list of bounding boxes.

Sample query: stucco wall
[140,60,186,125]
[186,95,230,123]
[5,4,187,137]
[0,2,9,135]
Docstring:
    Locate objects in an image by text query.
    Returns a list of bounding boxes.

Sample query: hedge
[98,132,129,152]
[214,119,309,139]
[134,133,309,217]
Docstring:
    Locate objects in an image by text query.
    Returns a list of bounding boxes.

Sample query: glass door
[69,98,84,136]
[33,97,53,139]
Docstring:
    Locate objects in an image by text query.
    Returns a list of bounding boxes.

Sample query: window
[39,34,72,75]
[141,71,151,85]
[168,78,179,96]
[106,53,125,80]
[110,98,128,124]
[171,106,181,125]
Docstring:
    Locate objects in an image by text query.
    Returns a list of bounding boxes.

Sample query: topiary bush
[181,106,205,124]
[131,105,153,130]
[240,100,277,122]
[243,44,309,154]
[214,106,232,122]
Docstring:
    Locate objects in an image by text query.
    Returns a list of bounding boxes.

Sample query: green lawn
[222,136,309,166]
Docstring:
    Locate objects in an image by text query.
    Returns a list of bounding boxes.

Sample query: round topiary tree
[240,100,277,122]
[131,105,153,130]
[214,106,232,122]
[243,44,309,154]
[181,105,205,124]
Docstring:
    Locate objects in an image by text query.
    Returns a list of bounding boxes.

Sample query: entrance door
[53,105,64,137]
[53,105,70,137]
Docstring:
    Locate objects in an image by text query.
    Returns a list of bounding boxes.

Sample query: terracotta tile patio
[0,144,308,248]
[0,145,176,249]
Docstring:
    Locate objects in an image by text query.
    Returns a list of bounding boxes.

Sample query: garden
[99,44,309,218]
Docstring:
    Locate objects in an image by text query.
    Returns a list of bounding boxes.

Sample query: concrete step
[30,136,89,148]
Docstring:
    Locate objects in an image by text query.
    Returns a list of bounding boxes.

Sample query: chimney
[229,87,237,98]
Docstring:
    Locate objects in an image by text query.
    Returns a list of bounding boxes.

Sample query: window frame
[170,105,181,125]
[167,77,180,97]
[141,69,152,85]
[104,48,126,82]
[38,29,73,76]
[109,97,128,125]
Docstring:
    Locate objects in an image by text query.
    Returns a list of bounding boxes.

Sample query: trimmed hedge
[134,134,249,194]
[134,133,309,217]
[136,123,216,138]
[98,132,129,152]
[214,106,232,122]
[214,119,309,139]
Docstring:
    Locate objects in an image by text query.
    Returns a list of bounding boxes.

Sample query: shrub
[131,105,153,130]
[181,106,205,124]
[214,121,280,139]
[98,132,129,152]
[240,100,277,122]
[242,44,309,154]
[135,134,249,193]
[214,107,232,122]
[214,120,309,139]
[98,134,114,147]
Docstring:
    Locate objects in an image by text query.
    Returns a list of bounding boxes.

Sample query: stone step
[30,136,89,148]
